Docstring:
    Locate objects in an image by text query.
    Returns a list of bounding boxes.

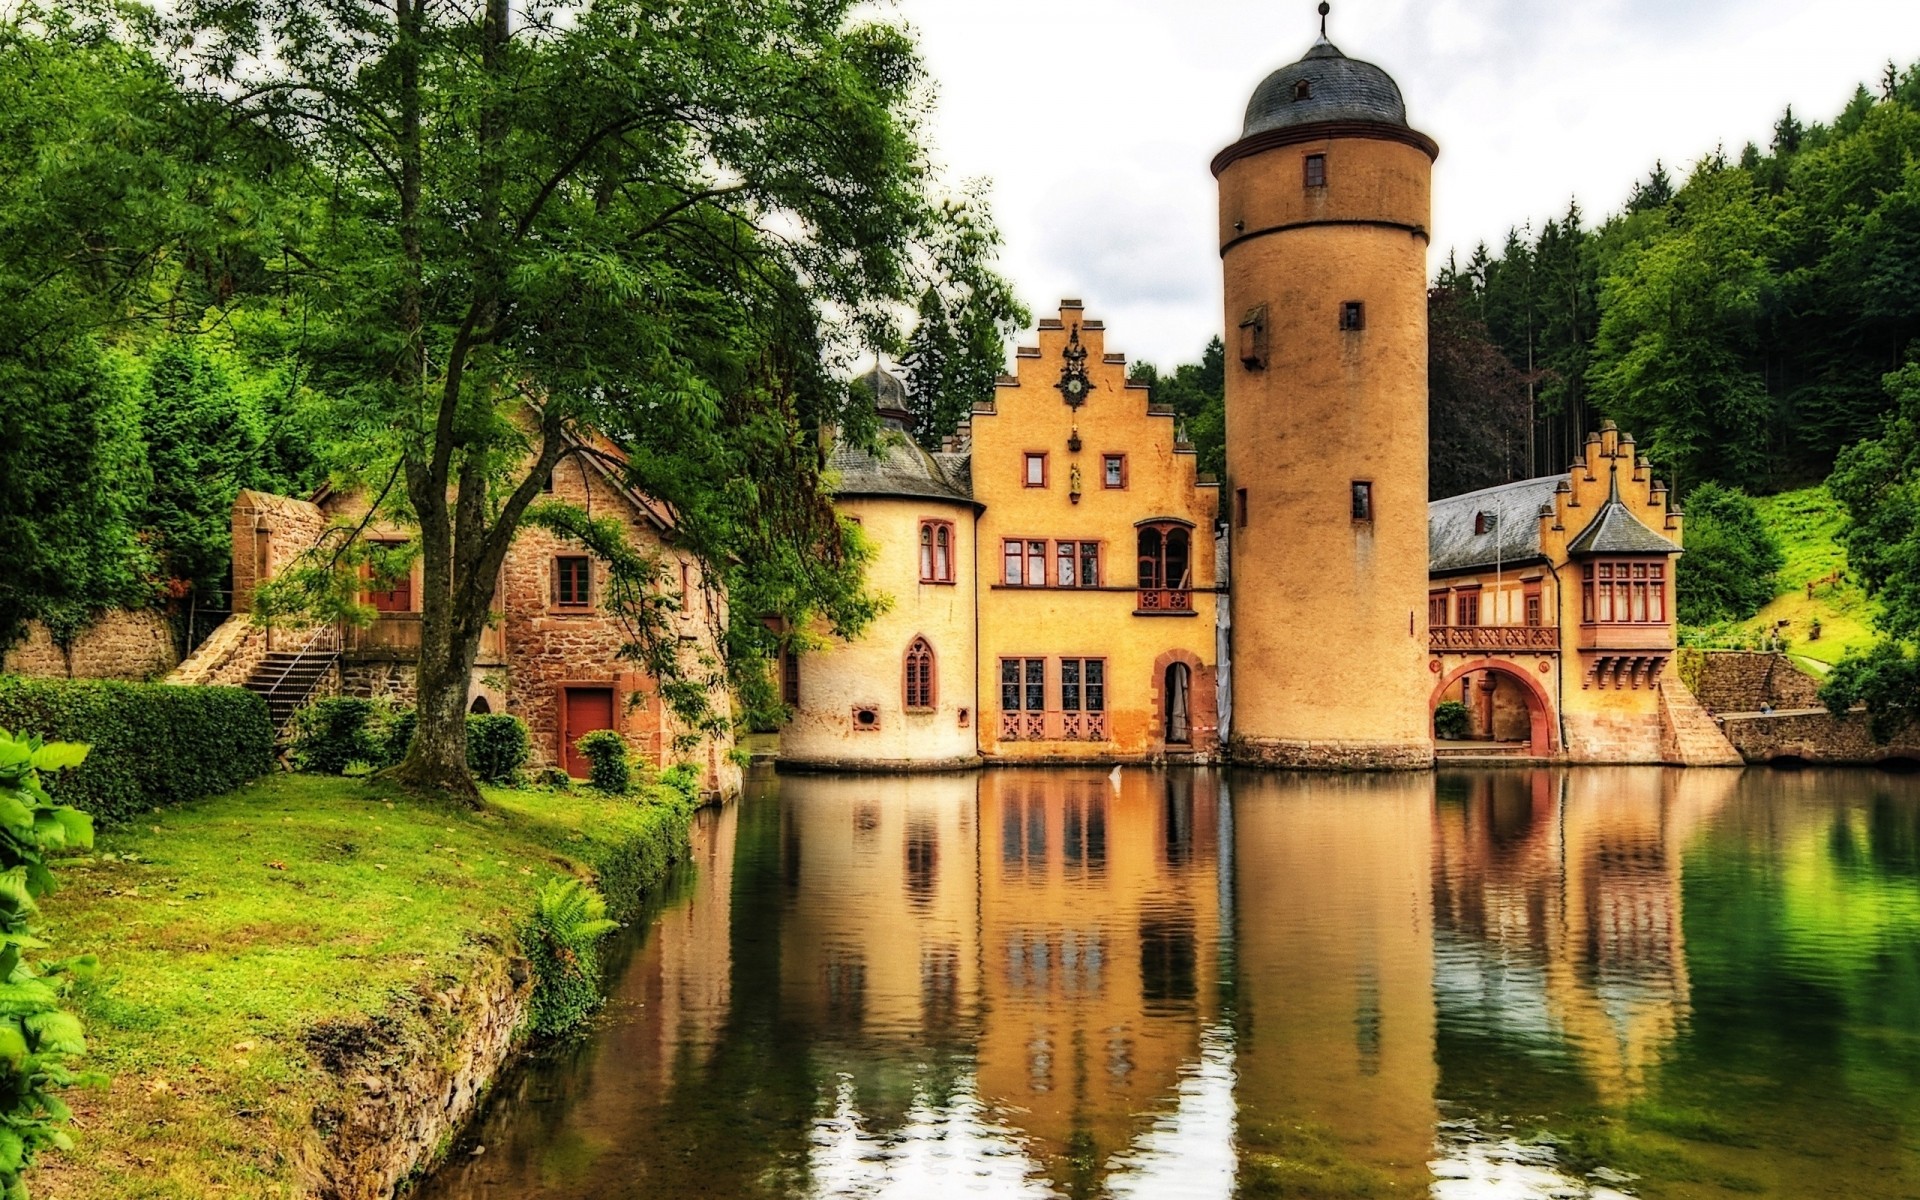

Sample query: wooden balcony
[1136,588,1194,615]
[1430,625,1560,653]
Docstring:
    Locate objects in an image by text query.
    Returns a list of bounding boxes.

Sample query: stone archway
[1430,658,1557,757]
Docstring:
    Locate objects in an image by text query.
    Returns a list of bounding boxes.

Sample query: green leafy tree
[1429,283,1532,498]
[0,17,172,648]
[164,0,1020,800]
[1588,161,1773,489]
[1131,337,1226,481]
[1674,482,1784,623]
[0,728,99,1195]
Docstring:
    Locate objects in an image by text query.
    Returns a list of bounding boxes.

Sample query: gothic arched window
[904,637,936,711]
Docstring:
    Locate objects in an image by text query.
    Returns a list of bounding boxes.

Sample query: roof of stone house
[1243,34,1408,137]
[1428,476,1560,574]
[827,430,977,508]
[1566,475,1682,557]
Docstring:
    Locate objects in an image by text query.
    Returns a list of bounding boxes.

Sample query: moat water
[420,766,1920,1199]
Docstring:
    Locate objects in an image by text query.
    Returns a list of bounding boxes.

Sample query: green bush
[1676,482,1785,624]
[0,677,271,825]
[522,877,619,1037]
[290,697,415,775]
[576,729,631,794]
[289,697,377,775]
[658,762,701,805]
[1433,700,1472,740]
[466,714,529,784]
[0,727,100,1191]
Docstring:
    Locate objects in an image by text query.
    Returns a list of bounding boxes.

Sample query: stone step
[1659,678,1744,766]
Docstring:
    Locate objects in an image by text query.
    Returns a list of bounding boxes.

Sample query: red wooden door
[562,687,615,778]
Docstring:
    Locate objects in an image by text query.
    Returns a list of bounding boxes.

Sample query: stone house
[171,446,740,795]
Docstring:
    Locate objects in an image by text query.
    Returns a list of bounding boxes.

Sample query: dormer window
[1293,80,1312,101]
[1474,511,1494,535]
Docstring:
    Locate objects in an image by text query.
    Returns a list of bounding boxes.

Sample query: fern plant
[523,877,619,1037]
[0,728,99,1196]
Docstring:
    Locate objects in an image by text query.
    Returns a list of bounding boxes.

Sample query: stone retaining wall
[2,610,178,681]
[1720,708,1920,764]
[1693,651,1822,714]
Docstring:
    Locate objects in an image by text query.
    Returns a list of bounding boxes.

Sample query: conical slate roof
[1566,474,1680,556]
[1242,34,1408,137]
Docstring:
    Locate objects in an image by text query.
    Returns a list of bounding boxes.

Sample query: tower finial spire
[1318,1,1330,37]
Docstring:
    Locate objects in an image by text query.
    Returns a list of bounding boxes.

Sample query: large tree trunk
[393,572,487,805]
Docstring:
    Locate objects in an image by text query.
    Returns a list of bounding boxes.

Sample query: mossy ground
[1684,485,1879,671]
[27,772,693,1199]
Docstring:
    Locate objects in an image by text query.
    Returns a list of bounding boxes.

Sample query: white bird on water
[1109,764,1122,789]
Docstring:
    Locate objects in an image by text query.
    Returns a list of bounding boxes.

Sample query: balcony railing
[1136,588,1193,614]
[999,711,1109,742]
[1430,624,1560,653]
[344,612,506,662]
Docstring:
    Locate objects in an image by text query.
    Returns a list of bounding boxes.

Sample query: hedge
[0,676,274,825]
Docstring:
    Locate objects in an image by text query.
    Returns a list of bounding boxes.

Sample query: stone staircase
[245,648,340,733]
[1659,677,1745,766]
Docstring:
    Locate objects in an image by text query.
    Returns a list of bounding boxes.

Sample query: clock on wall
[1056,324,1093,409]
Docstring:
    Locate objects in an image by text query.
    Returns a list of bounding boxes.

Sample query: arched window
[904,637,936,711]
[469,696,492,715]
[1136,523,1194,612]
[919,520,955,583]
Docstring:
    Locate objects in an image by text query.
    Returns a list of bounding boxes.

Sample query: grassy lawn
[29,772,692,1200]
[1683,485,1878,670]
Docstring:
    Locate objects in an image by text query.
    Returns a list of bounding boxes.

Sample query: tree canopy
[142,0,1020,795]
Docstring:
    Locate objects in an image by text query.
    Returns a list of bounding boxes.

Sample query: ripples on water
[421,767,1920,1200]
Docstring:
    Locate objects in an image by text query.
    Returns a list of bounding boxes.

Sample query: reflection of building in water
[776,773,984,1047]
[974,769,1223,1191]
[632,798,739,1087]
[1430,768,1736,1105]
[1230,773,1439,1192]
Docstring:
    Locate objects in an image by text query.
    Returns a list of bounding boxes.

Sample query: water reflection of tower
[976,768,1224,1195]
[1230,773,1439,1192]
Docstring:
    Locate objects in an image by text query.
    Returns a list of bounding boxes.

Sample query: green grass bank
[1683,484,1878,671]
[31,773,695,1200]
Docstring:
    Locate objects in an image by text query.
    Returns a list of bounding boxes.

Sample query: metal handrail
[262,625,341,703]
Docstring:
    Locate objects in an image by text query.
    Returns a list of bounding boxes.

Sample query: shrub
[522,877,618,1037]
[0,727,101,1190]
[291,697,415,775]
[1433,700,1471,740]
[576,730,631,794]
[1820,640,1920,742]
[658,762,701,805]
[466,714,529,784]
[1676,482,1784,624]
[0,677,271,825]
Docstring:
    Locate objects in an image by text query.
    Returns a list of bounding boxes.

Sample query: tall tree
[1130,337,1226,481]
[165,0,1020,799]
[1428,284,1532,497]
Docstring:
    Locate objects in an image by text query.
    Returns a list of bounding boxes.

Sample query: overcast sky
[892,0,1920,368]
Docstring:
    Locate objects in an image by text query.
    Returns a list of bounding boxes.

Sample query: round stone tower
[1215,8,1437,769]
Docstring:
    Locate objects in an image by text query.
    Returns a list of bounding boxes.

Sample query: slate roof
[1566,479,1681,557]
[827,430,977,508]
[1243,36,1408,137]
[1428,476,1559,575]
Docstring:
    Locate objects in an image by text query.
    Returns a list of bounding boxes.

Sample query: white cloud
[894,0,1920,366]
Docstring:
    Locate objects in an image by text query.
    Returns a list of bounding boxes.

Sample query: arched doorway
[1430,659,1556,757]
[1164,662,1192,745]
[468,696,492,715]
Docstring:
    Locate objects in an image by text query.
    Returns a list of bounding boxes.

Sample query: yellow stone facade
[972,304,1220,763]
[780,303,1221,770]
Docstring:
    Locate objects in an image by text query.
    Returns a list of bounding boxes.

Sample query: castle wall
[779,492,981,770]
